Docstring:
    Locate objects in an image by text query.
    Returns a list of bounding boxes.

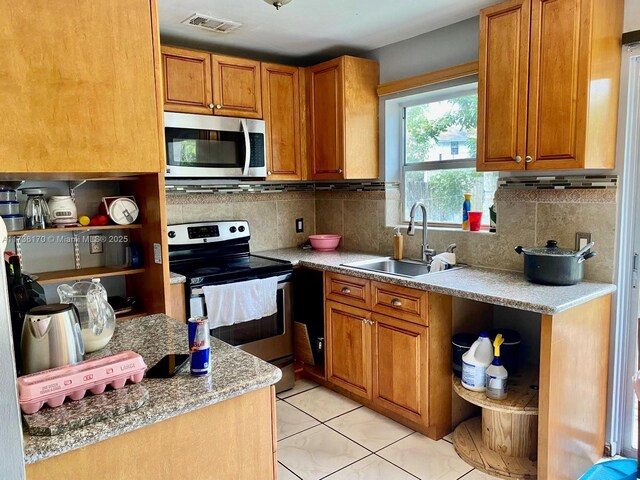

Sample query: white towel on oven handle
[202,277,278,329]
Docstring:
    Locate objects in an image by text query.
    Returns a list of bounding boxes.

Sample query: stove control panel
[167,221,250,246]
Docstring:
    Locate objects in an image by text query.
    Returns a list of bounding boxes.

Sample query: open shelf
[452,365,539,415]
[35,266,145,284]
[8,224,142,236]
[453,417,537,479]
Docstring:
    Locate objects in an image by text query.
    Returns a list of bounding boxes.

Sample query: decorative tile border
[165,182,315,194]
[166,181,398,195]
[498,175,617,189]
[314,181,395,192]
[495,187,617,204]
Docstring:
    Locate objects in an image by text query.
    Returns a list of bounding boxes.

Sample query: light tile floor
[276,381,502,480]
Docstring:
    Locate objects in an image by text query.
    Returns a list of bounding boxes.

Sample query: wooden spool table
[452,367,539,479]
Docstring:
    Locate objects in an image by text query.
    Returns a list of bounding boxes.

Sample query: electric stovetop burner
[167,220,292,286]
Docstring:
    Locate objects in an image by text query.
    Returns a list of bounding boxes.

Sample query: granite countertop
[255,248,616,315]
[169,272,186,285]
[23,314,281,464]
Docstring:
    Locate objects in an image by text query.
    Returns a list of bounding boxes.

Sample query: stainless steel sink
[342,257,465,278]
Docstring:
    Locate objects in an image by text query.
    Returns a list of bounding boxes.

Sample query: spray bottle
[485,334,508,400]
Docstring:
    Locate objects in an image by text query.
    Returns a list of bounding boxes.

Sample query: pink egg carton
[18,350,147,414]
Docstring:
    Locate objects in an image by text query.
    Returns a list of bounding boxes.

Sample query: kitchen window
[400,82,498,225]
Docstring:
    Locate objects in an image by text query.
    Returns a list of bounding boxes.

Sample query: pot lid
[517,240,579,256]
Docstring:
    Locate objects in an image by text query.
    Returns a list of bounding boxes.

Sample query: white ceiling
[158,0,495,64]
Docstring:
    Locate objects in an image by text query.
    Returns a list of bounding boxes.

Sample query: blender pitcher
[58,280,116,353]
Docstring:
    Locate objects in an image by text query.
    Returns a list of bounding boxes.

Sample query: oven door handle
[241,118,250,176]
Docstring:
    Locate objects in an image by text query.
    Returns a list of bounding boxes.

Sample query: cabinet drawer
[325,272,371,309]
[371,282,428,326]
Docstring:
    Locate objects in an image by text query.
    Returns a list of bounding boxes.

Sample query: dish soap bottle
[486,334,508,400]
[461,332,494,392]
[393,228,403,260]
[462,193,472,231]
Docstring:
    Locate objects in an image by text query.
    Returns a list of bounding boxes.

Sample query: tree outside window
[402,88,498,225]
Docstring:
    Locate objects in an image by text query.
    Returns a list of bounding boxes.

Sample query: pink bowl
[309,234,341,252]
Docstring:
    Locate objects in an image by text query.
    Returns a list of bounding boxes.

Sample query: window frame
[398,82,489,227]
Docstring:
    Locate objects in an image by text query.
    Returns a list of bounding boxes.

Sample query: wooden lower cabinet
[26,387,277,480]
[372,313,429,425]
[322,273,453,440]
[167,283,186,323]
[325,301,372,399]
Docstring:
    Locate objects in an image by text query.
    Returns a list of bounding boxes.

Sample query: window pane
[405,94,477,164]
[404,168,499,224]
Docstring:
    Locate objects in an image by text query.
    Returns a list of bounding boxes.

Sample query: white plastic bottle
[461,332,494,392]
[486,334,508,400]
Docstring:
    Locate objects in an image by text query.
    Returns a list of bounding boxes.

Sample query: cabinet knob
[360,318,368,324]
[215,104,222,109]
[514,155,522,163]
[338,169,343,174]
[341,287,351,294]
[391,298,402,307]
[208,103,214,109]
[368,320,375,326]
[525,155,533,163]
[267,171,272,176]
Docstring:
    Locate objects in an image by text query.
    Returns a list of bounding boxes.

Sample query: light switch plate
[154,243,162,264]
[575,232,592,251]
[296,218,304,233]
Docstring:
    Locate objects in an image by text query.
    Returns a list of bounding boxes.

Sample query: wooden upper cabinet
[212,55,262,119]
[161,46,213,115]
[308,56,379,180]
[477,0,623,171]
[0,0,164,174]
[262,63,302,180]
[476,0,530,171]
[372,314,429,425]
[325,301,372,399]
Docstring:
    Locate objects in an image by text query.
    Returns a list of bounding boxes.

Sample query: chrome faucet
[407,201,436,263]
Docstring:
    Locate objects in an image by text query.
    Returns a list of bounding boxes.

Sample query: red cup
[468,212,483,231]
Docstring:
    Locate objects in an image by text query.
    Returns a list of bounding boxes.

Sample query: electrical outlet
[89,235,103,254]
[575,232,592,251]
[296,218,304,233]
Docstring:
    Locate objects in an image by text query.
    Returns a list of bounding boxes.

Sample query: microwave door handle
[241,118,250,176]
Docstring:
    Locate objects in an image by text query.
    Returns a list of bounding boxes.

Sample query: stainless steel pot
[515,240,596,286]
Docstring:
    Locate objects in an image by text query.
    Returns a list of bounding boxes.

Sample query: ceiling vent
[180,13,242,34]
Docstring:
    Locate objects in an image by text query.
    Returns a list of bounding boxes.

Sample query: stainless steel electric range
[167,220,294,392]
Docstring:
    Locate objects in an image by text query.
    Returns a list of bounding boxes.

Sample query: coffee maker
[4,255,46,374]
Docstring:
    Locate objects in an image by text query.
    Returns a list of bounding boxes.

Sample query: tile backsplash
[166,191,316,252]
[315,186,617,283]
[166,182,617,283]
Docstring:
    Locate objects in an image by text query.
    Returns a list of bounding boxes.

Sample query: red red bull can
[188,316,211,376]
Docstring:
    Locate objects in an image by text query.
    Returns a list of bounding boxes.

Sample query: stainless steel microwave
[164,112,267,178]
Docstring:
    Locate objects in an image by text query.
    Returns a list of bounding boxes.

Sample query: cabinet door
[372,314,428,424]
[212,55,262,119]
[309,59,344,180]
[476,0,530,172]
[526,0,583,169]
[262,64,302,180]
[1,0,163,173]
[325,301,372,399]
[161,46,213,115]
